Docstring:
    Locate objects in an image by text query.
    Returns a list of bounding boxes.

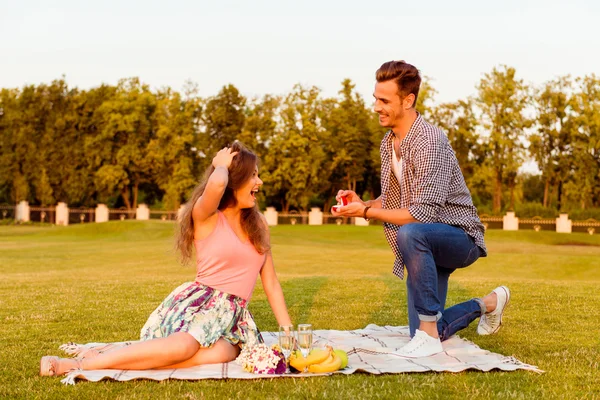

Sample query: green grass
[1,222,599,399]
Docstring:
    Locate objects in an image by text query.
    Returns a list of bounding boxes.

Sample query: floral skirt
[140,281,263,348]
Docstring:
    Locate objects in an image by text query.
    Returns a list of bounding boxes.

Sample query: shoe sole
[397,349,443,358]
[40,356,56,376]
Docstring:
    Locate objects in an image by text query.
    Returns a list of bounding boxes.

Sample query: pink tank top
[194,211,266,300]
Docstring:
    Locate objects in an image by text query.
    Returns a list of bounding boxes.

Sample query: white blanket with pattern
[59,324,542,384]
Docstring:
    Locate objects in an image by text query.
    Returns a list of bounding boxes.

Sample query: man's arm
[364,196,382,209]
[365,207,418,225]
[337,201,418,226]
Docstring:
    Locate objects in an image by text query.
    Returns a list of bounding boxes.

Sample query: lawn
[0,222,599,399]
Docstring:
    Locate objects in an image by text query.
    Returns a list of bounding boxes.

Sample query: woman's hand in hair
[212,147,239,170]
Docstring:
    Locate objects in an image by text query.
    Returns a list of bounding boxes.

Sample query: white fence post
[556,213,572,233]
[136,204,150,220]
[15,200,30,222]
[308,207,323,225]
[56,202,69,226]
[503,211,519,231]
[95,204,109,223]
[264,207,278,226]
[354,217,370,226]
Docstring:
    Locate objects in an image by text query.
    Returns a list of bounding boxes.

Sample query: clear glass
[278,325,295,361]
[297,324,313,358]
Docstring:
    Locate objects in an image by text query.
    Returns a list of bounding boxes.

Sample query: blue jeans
[396,223,485,341]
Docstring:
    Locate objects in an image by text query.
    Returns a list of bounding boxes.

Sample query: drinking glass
[297,324,313,358]
[278,325,294,361]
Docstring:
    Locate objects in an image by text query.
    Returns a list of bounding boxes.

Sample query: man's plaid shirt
[380,114,487,279]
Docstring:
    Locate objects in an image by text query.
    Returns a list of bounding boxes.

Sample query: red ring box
[332,196,348,212]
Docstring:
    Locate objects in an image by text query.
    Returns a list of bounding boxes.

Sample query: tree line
[1,66,599,216]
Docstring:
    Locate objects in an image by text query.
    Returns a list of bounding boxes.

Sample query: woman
[40,142,292,376]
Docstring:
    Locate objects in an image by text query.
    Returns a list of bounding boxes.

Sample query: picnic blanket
[59,324,542,384]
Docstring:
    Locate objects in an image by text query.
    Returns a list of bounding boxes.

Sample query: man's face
[373,80,406,129]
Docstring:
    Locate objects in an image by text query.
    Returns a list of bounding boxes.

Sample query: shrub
[515,202,558,218]
[567,208,600,221]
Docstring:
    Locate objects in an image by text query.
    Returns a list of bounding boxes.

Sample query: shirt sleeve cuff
[408,204,438,223]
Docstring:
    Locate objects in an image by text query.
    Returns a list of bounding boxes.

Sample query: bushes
[567,208,600,221]
[509,204,600,220]
[514,202,558,218]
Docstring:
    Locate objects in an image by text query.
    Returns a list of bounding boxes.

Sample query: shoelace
[405,341,423,353]
[403,335,430,353]
[481,313,500,333]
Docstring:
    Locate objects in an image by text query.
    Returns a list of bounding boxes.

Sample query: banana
[307,352,342,373]
[289,350,307,371]
[305,348,331,365]
[289,348,332,372]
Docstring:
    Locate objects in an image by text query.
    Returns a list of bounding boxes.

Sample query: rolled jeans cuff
[473,298,486,315]
[418,311,442,322]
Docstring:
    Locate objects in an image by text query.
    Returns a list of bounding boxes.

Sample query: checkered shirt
[380,114,487,279]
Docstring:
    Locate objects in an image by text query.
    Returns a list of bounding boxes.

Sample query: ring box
[332,196,348,212]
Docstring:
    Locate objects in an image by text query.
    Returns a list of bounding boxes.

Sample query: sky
[1,0,599,107]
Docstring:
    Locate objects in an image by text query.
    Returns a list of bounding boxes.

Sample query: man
[332,60,510,357]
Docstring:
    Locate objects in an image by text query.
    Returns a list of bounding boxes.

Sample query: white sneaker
[477,286,510,335]
[396,329,443,358]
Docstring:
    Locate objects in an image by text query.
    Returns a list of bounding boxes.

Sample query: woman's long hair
[176,141,270,265]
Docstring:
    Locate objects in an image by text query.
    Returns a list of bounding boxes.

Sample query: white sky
[1,0,599,106]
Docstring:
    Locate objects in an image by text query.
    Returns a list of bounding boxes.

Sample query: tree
[430,98,481,182]
[319,79,374,209]
[0,88,21,203]
[36,168,54,206]
[477,66,531,212]
[35,78,103,207]
[150,86,202,210]
[2,84,47,204]
[201,84,246,167]
[262,84,326,211]
[530,76,574,208]
[240,94,280,161]
[415,77,437,120]
[566,74,600,209]
[86,78,157,210]
[65,84,118,206]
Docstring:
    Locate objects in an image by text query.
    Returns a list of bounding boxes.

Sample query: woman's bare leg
[157,338,240,369]
[54,332,200,373]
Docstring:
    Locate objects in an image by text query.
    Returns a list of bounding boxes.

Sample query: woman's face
[234,165,263,209]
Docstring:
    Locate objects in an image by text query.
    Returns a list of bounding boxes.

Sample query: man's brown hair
[376,60,421,107]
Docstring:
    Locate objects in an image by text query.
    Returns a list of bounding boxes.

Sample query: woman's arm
[258,215,292,326]
[192,148,238,223]
[260,252,292,327]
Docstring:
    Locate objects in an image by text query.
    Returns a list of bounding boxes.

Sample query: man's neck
[391,109,418,141]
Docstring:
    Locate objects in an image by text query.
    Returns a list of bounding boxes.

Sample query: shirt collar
[401,112,423,147]
[384,112,423,149]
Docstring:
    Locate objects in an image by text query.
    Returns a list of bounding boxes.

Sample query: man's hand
[331,201,367,218]
[335,190,364,205]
